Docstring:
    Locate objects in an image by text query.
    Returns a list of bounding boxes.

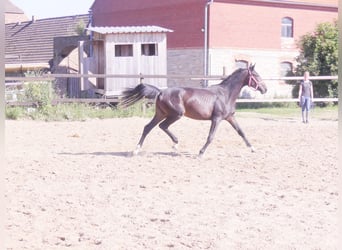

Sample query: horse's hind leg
[159,115,182,151]
[133,113,165,155]
[226,116,255,152]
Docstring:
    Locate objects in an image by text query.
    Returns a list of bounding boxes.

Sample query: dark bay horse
[120,64,267,156]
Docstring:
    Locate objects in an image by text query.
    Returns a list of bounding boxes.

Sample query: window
[235,60,248,69]
[280,61,293,76]
[115,44,133,57]
[141,43,158,56]
[281,17,293,38]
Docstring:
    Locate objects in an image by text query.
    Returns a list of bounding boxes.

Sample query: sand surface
[5,113,338,249]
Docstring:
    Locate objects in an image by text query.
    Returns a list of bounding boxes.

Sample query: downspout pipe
[88,9,93,57]
[204,0,214,87]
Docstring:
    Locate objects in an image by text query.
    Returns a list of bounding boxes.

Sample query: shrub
[20,71,55,109]
[22,81,53,109]
[6,107,24,120]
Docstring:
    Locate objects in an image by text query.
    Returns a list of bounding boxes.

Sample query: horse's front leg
[199,118,221,156]
[226,116,255,152]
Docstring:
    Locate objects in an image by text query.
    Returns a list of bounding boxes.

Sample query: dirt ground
[5,112,338,249]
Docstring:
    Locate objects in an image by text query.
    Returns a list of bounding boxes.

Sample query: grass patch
[6,106,24,120]
[6,100,337,122]
[237,104,338,120]
[6,101,155,121]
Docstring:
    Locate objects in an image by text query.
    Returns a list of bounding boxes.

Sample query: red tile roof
[5,15,89,67]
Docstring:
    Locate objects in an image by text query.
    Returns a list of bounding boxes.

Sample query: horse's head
[245,64,267,94]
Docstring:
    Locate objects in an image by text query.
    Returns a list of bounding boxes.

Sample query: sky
[10,0,95,19]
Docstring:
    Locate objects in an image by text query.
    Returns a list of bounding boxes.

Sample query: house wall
[91,0,205,49]
[206,1,336,98]
[90,0,337,97]
[167,48,204,87]
[209,48,298,98]
[91,0,337,50]
[167,47,295,97]
[209,2,337,49]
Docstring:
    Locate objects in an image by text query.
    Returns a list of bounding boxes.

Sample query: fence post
[142,97,146,115]
[223,66,227,76]
[139,73,144,84]
[78,41,85,91]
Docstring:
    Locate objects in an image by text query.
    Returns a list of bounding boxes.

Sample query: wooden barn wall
[104,32,168,94]
[94,41,105,89]
[67,77,81,98]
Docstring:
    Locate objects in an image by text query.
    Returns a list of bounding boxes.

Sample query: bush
[291,21,338,98]
[6,107,24,120]
[20,70,55,109]
[22,81,53,109]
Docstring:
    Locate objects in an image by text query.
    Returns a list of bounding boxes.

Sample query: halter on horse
[120,64,267,156]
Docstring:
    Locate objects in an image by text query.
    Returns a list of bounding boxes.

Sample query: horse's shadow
[59,151,131,158]
[59,151,197,158]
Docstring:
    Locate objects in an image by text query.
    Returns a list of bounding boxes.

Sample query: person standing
[298,71,314,123]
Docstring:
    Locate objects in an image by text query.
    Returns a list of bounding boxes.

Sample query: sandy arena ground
[5,112,338,249]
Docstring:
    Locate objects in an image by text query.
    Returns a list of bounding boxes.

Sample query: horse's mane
[219,68,245,86]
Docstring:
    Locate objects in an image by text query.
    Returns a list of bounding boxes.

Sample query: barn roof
[5,14,90,69]
[87,25,173,34]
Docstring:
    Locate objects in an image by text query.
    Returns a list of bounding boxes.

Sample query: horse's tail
[119,83,161,108]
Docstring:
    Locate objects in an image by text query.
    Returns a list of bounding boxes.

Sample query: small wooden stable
[85,25,173,97]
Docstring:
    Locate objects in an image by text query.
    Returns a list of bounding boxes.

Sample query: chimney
[32,15,36,23]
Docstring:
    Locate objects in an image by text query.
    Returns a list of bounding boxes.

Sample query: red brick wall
[209,2,337,49]
[91,0,206,49]
[91,0,337,49]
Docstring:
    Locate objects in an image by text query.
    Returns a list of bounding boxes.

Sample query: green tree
[291,20,338,98]
[75,20,86,36]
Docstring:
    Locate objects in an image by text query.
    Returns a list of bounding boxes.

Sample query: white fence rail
[5,74,338,104]
[4,73,339,81]
[236,98,338,103]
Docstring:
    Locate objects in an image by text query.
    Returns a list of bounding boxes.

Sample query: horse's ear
[249,63,255,71]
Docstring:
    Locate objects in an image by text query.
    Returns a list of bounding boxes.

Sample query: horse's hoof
[132,145,141,156]
[250,146,256,153]
[172,143,178,151]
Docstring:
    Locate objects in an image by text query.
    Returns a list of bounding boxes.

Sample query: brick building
[90,0,337,97]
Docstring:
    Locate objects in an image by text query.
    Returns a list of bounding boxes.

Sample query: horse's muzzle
[258,84,267,94]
